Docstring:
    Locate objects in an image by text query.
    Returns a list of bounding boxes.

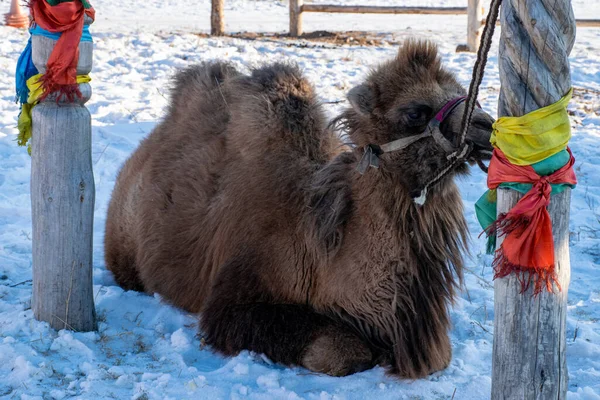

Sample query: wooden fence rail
[300,5,468,14]
[287,0,600,52]
[290,0,486,52]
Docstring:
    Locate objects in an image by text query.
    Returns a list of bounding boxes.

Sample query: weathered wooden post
[466,0,484,51]
[5,0,29,28]
[289,0,303,37]
[211,0,224,36]
[491,0,575,398]
[31,12,97,332]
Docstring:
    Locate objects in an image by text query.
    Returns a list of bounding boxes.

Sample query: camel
[104,39,494,378]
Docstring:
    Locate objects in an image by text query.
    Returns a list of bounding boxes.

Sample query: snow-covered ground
[1,0,599,399]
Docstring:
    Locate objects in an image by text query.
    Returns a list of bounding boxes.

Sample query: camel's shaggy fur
[105,39,494,379]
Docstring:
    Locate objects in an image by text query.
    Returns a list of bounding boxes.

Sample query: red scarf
[486,148,577,294]
[29,0,95,100]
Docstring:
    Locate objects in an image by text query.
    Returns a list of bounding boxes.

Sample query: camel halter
[357,0,501,206]
[357,96,480,204]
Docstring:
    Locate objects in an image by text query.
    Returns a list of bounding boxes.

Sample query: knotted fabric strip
[15,23,93,105]
[29,0,95,101]
[476,88,577,295]
[485,148,576,294]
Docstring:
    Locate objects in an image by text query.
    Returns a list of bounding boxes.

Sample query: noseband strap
[434,96,468,123]
[380,130,431,153]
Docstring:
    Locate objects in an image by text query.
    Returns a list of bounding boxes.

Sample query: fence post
[467,0,484,51]
[211,0,224,36]
[5,0,29,28]
[289,0,303,37]
[491,0,575,398]
[31,13,97,332]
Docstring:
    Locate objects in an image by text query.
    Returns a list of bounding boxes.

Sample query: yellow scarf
[490,88,572,165]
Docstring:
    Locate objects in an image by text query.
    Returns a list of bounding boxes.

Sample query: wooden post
[31,14,97,332]
[492,0,575,398]
[211,0,224,36]
[467,0,484,52]
[4,0,29,28]
[289,0,303,37]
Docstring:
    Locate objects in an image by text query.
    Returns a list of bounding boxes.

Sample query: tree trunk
[289,0,303,37]
[31,15,97,332]
[211,0,225,36]
[467,0,484,52]
[492,0,575,398]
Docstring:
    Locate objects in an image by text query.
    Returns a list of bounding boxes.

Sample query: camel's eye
[408,111,423,120]
[403,105,432,126]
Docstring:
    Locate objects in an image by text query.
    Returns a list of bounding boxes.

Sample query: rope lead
[414,0,503,206]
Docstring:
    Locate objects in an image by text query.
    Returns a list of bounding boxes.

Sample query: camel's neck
[305,150,467,304]
[322,159,468,377]
[347,157,467,279]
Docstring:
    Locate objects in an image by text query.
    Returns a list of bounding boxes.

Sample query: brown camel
[104,39,494,378]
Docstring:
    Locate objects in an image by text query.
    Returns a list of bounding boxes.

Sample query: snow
[0,0,599,398]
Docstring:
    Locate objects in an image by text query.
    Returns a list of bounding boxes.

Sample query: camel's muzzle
[465,107,495,163]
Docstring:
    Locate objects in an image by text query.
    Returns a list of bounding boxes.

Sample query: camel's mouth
[464,138,494,173]
[467,149,493,173]
[467,144,493,161]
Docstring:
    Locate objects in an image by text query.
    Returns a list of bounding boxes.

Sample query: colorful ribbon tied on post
[475,89,577,295]
[15,0,94,153]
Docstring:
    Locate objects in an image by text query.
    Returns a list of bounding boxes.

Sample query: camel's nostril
[472,118,494,132]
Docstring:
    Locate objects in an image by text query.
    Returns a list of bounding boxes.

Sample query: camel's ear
[347,84,374,115]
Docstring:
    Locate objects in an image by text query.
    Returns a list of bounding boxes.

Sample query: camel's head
[344,39,494,193]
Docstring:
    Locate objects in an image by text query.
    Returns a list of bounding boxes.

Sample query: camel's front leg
[200,253,374,376]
